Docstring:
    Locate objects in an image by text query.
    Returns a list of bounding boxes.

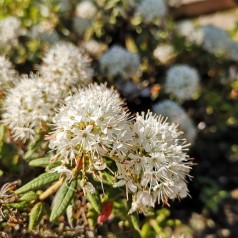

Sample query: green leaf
[50,178,77,222]
[20,191,38,202]
[86,190,102,213]
[7,201,28,209]
[28,202,45,230]
[15,172,60,194]
[130,214,141,233]
[29,157,51,167]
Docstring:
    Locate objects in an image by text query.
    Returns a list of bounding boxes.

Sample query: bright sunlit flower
[115,111,193,214]
[40,42,93,92]
[165,64,200,101]
[49,83,132,166]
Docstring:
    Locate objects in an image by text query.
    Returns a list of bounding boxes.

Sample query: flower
[49,83,132,166]
[176,20,204,45]
[82,40,107,58]
[0,55,18,92]
[153,44,176,64]
[29,21,59,44]
[73,1,97,36]
[40,42,93,92]
[227,40,238,62]
[75,1,97,19]
[152,100,197,143]
[201,24,229,56]
[2,74,61,141]
[136,0,168,23]
[165,64,200,101]
[0,17,22,54]
[115,111,192,214]
[100,45,140,78]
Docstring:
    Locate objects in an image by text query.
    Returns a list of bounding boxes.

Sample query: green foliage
[28,202,46,230]
[50,178,77,222]
[86,189,102,214]
[15,172,60,194]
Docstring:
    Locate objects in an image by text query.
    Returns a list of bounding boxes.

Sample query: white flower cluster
[49,84,192,214]
[100,45,140,78]
[49,83,132,166]
[2,75,60,141]
[153,100,197,143]
[40,42,92,92]
[114,112,192,214]
[73,1,97,36]
[153,44,176,65]
[201,24,229,56]
[136,0,168,23]
[165,65,200,101]
[176,20,204,45]
[0,56,18,92]
[0,17,22,53]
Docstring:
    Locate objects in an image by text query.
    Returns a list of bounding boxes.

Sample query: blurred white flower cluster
[40,42,93,92]
[100,45,140,78]
[2,75,61,141]
[136,0,168,23]
[0,16,23,54]
[73,0,97,36]
[176,20,204,45]
[153,44,176,65]
[0,55,18,92]
[165,64,200,101]
[201,24,229,56]
[153,100,197,143]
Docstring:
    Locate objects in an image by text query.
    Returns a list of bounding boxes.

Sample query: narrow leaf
[7,201,28,209]
[28,202,45,230]
[15,172,60,194]
[20,191,37,202]
[50,178,77,222]
[86,190,102,213]
[130,214,141,233]
[29,157,51,167]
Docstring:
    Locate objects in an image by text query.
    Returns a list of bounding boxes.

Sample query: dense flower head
[153,100,197,143]
[201,24,229,56]
[100,45,140,78]
[165,64,200,101]
[0,56,18,92]
[176,20,204,45]
[49,83,132,166]
[40,42,92,92]
[0,16,22,53]
[136,0,168,23]
[114,111,192,214]
[153,44,176,65]
[2,74,61,141]
[75,1,97,19]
